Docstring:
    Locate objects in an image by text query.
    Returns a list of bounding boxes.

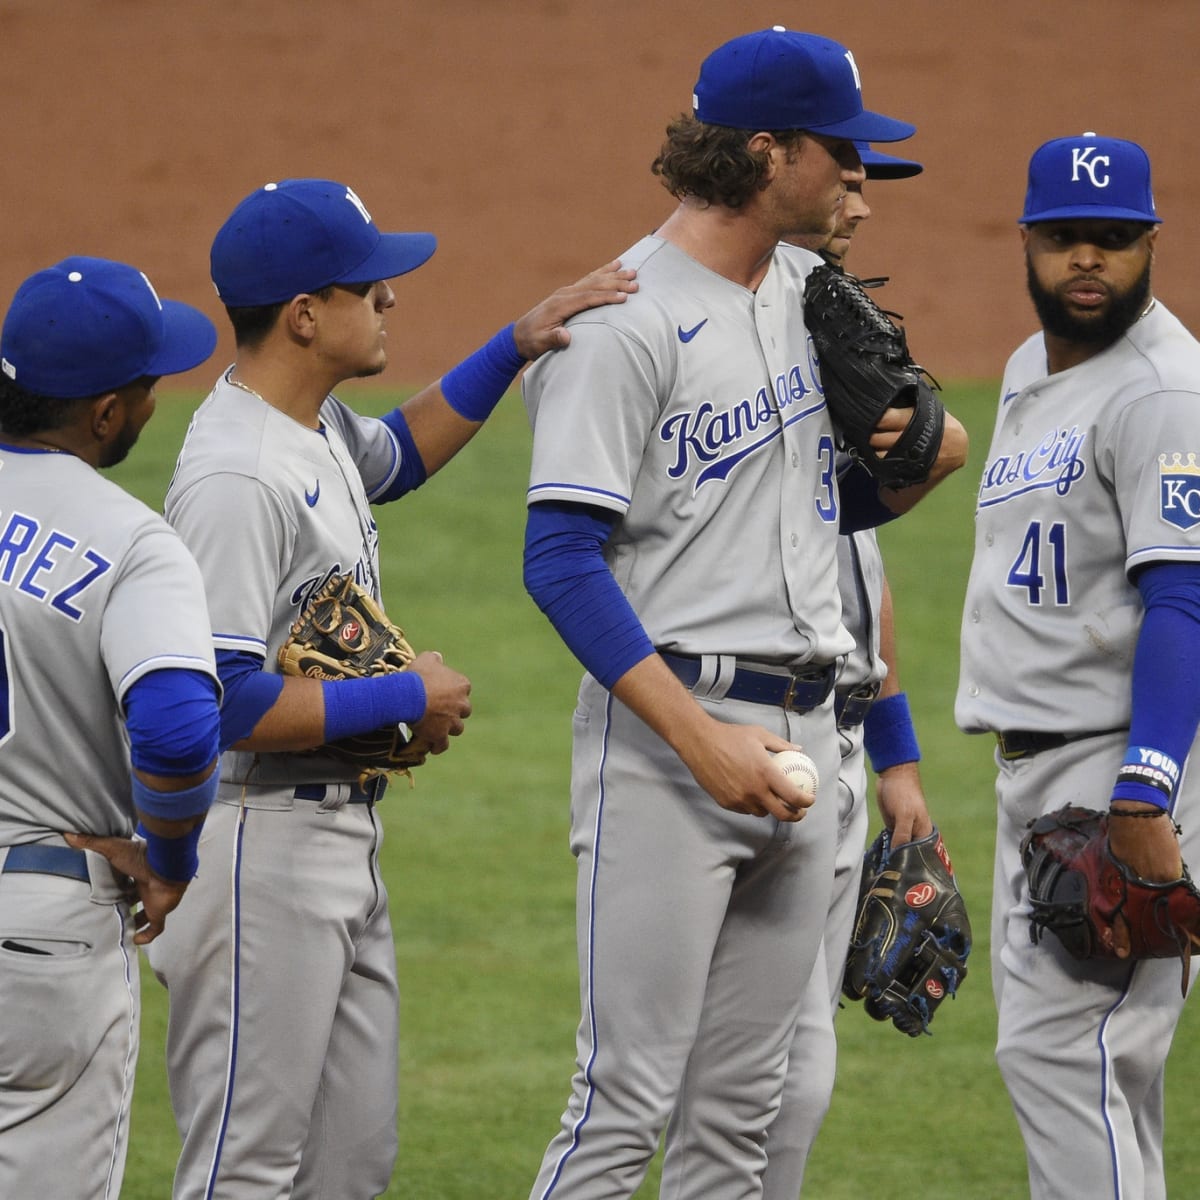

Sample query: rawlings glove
[803,265,945,489]
[1021,805,1200,995]
[277,573,431,778]
[842,827,972,1036]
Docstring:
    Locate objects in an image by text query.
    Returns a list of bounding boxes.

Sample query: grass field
[109,379,1200,1199]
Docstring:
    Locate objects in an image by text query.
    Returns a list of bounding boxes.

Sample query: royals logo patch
[1159,453,1200,530]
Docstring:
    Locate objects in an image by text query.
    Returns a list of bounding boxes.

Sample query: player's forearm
[234,675,329,752]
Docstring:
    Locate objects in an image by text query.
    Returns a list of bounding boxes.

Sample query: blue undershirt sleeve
[375,407,430,502]
[214,649,286,751]
[523,501,655,690]
[837,461,899,533]
[124,669,221,776]
[1110,562,1200,807]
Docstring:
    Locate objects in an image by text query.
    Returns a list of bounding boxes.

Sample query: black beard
[1025,255,1152,350]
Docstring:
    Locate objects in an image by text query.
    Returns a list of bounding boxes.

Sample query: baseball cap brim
[1020,205,1162,225]
[144,299,220,378]
[335,232,438,287]
[807,110,915,143]
[858,142,923,180]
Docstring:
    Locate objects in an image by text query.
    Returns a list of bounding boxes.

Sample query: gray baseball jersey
[526,236,852,667]
[958,301,1200,733]
[957,300,1200,1199]
[524,234,851,1198]
[833,530,886,693]
[0,443,217,1198]
[147,372,408,1199]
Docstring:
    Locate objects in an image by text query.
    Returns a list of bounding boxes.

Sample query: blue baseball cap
[1020,133,1160,224]
[1,256,217,399]
[857,141,923,180]
[693,27,915,143]
[211,179,438,307]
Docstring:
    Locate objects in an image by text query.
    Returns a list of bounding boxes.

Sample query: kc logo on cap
[1020,132,1161,226]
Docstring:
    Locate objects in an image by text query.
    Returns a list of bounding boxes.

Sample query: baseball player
[144,178,637,1200]
[0,257,220,1198]
[520,30,964,1199]
[755,143,939,1198]
[956,133,1200,1199]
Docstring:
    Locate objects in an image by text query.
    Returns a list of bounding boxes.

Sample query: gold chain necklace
[226,370,266,403]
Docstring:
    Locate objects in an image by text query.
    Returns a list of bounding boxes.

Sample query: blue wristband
[322,673,427,742]
[863,692,921,774]
[131,771,219,821]
[440,325,525,422]
[1110,745,1179,810]
[136,820,203,883]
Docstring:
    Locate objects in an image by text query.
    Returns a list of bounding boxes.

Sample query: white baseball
[772,749,820,796]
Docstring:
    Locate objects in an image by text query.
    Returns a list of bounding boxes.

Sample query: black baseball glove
[803,265,945,489]
[1021,805,1200,995]
[842,827,972,1036]
[276,573,431,779]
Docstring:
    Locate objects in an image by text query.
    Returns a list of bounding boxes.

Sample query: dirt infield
[4,0,1198,388]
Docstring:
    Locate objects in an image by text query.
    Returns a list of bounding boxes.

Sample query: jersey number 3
[1006,520,1069,606]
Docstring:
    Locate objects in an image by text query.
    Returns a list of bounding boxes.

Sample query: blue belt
[294,779,386,805]
[660,652,836,714]
[2,843,90,883]
[835,683,881,730]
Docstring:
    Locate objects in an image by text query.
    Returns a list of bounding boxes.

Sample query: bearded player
[957,134,1200,1199]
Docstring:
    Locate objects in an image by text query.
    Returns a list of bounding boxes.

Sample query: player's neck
[657,202,776,291]
[228,351,329,430]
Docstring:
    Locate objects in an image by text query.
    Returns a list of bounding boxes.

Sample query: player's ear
[748,131,778,179]
[89,391,121,440]
[284,293,320,344]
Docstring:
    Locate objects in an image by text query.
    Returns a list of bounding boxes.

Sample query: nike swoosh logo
[677,319,708,343]
[1001,389,1020,405]
[305,481,320,507]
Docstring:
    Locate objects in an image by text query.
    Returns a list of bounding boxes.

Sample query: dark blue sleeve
[837,461,899,533]
[374,407,430,502]
[1111,562,1200,805]
[124,669,221,775]
[214,649,286,751]
[523,501,655,690]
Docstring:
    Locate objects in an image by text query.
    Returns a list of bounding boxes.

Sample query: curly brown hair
[651,114,806,209]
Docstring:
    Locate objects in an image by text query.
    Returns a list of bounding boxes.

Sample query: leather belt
[835,682,881,730]
[2,843,90,883]
[660,652,836,714]
[294,779,386,805]
[995,729,1121,761]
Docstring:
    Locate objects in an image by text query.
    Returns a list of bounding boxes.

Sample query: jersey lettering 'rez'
[524,236,852,666]
[956,301,1200,735]
[0,447,217,841]
[0,508,112,621]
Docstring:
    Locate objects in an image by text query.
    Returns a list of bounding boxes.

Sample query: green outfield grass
[110,381,1200,1199]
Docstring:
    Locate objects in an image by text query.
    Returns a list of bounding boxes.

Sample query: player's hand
[1107,804,1184,883]
[681,720,814,822]
[512,261,638,359]
[408,651,472,754]
[63,831,189,946]
[874,760,934,848]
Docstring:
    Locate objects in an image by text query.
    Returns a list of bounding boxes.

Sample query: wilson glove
[803,265,945,489]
